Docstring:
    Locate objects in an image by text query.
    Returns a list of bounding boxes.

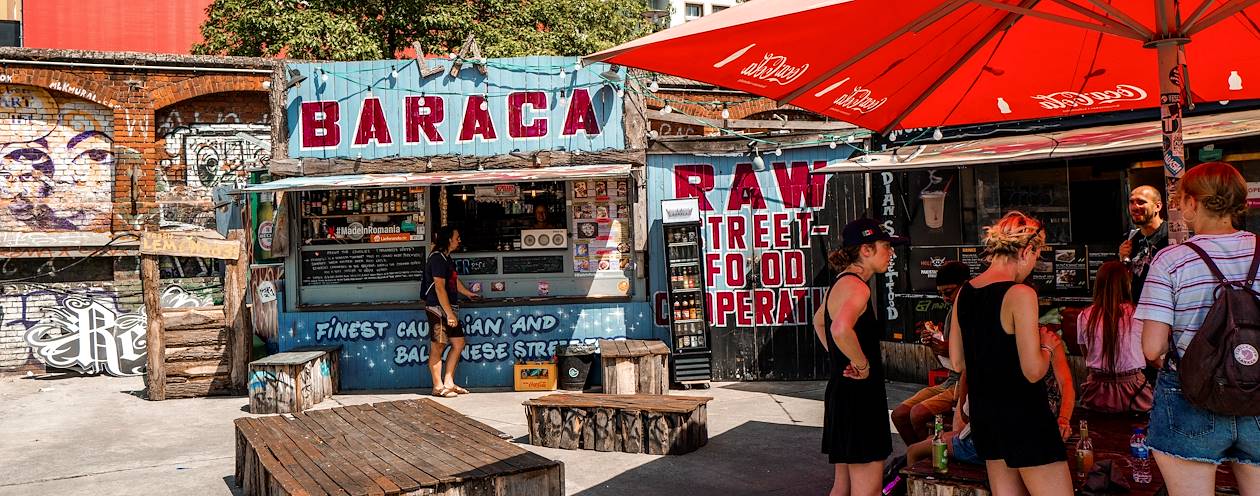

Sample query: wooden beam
[141,231,240,260]
[268,149,647,177]
[142,254,166,401]
[224,230,251,393]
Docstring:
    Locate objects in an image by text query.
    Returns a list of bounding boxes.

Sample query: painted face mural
[0,85,114,232]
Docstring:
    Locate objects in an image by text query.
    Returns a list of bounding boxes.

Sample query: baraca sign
[286,57,626,159]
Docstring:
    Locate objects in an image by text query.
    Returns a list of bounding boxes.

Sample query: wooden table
[902,411,1239,495]
[597,339,671,395]
[235,399,563,496]
[523,393,712,455]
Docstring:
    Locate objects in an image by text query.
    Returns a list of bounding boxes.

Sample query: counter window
[437,182,566,252]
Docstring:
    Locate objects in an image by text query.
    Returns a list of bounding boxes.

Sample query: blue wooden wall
[286,57,626,159]
[275,295,654,390]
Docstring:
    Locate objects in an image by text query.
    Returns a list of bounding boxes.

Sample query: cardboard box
[514,362,558,391]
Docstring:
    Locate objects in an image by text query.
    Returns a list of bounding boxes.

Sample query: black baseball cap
[842,218,909,247]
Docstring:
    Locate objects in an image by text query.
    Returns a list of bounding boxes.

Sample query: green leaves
[194,0,655,60]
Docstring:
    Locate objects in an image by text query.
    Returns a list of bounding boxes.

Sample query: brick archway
[150,74,271,111]
[7,68,122,108]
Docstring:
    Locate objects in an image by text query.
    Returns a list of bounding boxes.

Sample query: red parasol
[586,0,1260,241]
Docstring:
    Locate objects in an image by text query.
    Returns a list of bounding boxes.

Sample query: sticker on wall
[538,281,550,296]
[491,281,506,292]
[574,181,589,198]
[618,280,630,295]
[595,181,608,199]
[469,282,483,294]
[616,180,628,198]
[257,281,278,304]
[258,221,275,250]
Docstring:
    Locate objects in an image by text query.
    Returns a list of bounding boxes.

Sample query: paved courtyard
[0,374,916,495]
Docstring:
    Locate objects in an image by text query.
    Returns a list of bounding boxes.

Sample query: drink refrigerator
[660,198,712,386]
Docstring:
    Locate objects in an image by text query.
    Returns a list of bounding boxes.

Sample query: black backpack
[1179,238,1260,416]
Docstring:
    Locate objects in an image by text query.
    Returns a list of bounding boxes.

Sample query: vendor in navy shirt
[422,226,480,398]
[1119,185,1168,301]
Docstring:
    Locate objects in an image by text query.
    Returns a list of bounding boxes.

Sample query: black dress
[957,281,1066,468]
[821,273,892,464]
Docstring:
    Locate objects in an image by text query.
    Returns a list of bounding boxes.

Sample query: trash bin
[556,343,596,391]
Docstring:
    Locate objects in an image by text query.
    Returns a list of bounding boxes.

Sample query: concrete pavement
[0,374,918,495]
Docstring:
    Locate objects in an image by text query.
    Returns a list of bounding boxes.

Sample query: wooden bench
[235,399,563,496]
[902,411,1239,495]
[247,346,340,414]
[598,339,671,395]
[523,393,712,455]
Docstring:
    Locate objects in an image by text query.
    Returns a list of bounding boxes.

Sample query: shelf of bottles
[665,224,708,351]
[300,188,427,244]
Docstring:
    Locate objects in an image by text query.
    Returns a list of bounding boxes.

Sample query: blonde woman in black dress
[813,219,905,496]
[948,212,1072,495]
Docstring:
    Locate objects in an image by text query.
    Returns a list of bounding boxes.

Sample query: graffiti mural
[160,285,214,308]
[157,124,270,228]
[277,300,654,389]
[0,84,114,232]
[23,294,147,376]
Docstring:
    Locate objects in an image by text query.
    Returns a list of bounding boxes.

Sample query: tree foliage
[194,0,656,60]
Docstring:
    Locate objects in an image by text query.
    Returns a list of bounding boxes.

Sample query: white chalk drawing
[23,294,147,376]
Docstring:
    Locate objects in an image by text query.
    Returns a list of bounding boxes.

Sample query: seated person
[893,261,970,445]
[1076,261,1152,413]
[907,329,1076,466]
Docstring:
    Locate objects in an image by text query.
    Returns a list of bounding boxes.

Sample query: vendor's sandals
[449,385,470,395]
[431,387,457,398]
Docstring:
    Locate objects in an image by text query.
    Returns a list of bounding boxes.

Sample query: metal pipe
[0,58,275,74]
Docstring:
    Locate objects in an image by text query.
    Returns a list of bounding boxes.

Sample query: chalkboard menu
[1054,247,1088,291]
[959,246,987,277]
[454,256,498,275]
[502,255,564,274]
[301,246,425,286]
[1087,246,1119,288]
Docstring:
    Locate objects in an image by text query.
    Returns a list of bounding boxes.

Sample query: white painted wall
[667,0,738,27]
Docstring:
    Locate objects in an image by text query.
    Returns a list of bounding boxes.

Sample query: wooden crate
[523,393,712,455]
[597,339,670,395]
[247,347,339,414]
[235,399,563,496]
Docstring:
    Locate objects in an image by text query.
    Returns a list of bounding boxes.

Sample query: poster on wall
[908,247,959,292]
[1054,248,1088,291]
[570,180,630,274]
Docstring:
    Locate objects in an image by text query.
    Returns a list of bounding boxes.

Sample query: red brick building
[0,48,279,374]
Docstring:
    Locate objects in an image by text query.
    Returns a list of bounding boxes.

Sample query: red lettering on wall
[726,162,767,210]
[561,88,601,136]
[404,95,444,143]
[728,216,747,250]
[778,289,797,323]
[353,97,393,146]
[706,216,723,250]
[784,250,806,286]
[509,91,548,138]
[754,289,774,325]
[300,101,340,148]
[458,95,497,141]
[796,211,816,247]
[714,291,735,327]
[735,291,753,327]
[705,253,721,288]
[753,213,771,249]
[674,164,715,211]
[772,212,791,248]
[725,253,745,287]
[760,251,782,287]
[774,160,828,209]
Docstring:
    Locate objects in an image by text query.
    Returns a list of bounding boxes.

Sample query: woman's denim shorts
[1146,370,1260,466]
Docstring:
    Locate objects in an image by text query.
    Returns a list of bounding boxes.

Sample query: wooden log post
[594,407,616,452]
[544,406,563,449]
[619,409,643,454]
[224,230,250,392]
[142,254,166,401]
[560,408,582,450]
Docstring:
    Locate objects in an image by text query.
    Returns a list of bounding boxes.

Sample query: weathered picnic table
[235,399,563,496]
[523,393,712,455]
[902,411,1239,495]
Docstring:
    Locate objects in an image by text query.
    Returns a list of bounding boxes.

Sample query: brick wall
[0,49,277,373]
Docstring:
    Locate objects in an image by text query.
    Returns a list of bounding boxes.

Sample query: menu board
[908,247,960,292]
[1030,248,1056,293]
[301,246,425,286]
[571,178,631,273]
[1053,247,1088,291]
[502,255,565,274]
[959,246,986,277]
[1087,246,1119,288]
[454,256,498,276]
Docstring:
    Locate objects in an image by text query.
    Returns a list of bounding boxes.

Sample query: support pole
[142,254,166,401]
[1155,0,1189,244]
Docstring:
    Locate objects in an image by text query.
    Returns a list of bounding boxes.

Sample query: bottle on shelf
[1076,420,1094,478]
[932,414,948,474]
[1130,428,1151,484]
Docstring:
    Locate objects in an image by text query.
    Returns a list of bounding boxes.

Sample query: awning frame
[236,164,634,194]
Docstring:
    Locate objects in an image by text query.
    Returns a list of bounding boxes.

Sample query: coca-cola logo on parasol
[715,43,809,86]
[1031,84,1149,110]
[812,77,887,115]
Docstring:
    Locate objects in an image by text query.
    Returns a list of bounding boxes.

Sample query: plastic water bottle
[1130,428,1152,484]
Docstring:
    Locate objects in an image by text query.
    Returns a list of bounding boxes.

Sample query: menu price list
[301,246,425,286]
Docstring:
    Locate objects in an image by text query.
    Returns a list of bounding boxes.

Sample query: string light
[720,105,730,120]
[829,141,837,149]
[649,78,660,93]
[773,148,782,156]
[660,104,673,115]
[932,128,943,141]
